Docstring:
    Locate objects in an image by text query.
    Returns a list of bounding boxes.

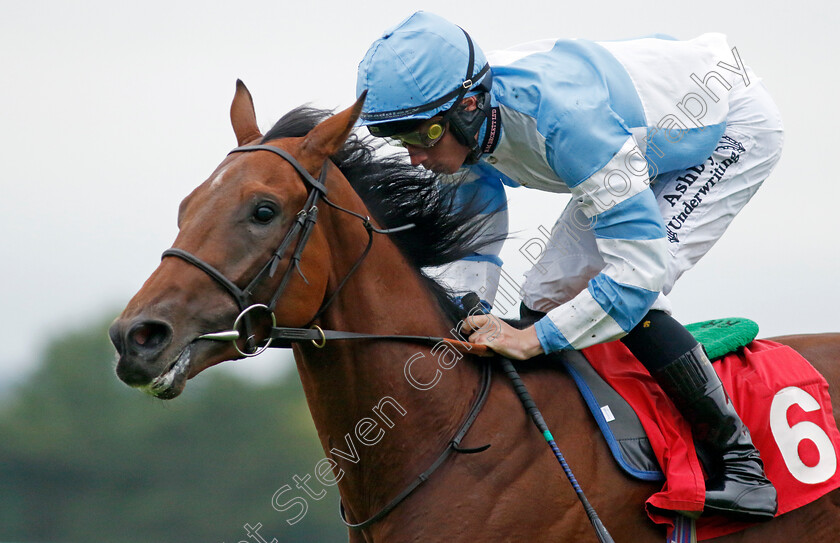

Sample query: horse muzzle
[110,316,191,399]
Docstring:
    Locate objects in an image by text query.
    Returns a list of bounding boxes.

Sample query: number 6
[770,386,837,484]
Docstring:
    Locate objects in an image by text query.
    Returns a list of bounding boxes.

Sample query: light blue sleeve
[536,97,668,352]
[428,167,509,306]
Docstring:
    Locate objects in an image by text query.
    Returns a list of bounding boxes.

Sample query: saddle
[560,320,840,540]
[564,317,760,482]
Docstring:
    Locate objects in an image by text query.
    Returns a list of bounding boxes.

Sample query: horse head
[109,81,365,399]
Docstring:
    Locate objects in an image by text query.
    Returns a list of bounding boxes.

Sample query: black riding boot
[656,343,777,521]
[622,311,777,522]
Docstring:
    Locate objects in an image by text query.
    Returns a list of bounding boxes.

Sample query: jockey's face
[402,128,471,174]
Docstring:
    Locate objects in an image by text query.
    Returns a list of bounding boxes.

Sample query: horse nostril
[127,321,172,354]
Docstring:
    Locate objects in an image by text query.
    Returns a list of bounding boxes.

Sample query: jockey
[355,11,783,522]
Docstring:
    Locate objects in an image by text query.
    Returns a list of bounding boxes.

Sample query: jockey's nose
[404,145,428,167]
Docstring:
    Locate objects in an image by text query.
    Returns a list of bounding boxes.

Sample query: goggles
[369,118,447,148]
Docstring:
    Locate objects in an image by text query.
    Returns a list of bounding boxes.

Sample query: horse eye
[253,204,276,223]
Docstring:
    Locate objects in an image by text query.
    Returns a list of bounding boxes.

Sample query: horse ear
[230,79,263,146]
[299,91,367,171]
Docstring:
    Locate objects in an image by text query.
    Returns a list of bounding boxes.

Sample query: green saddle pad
[685,318,759,360]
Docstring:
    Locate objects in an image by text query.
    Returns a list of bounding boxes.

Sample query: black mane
[262,106,505,324]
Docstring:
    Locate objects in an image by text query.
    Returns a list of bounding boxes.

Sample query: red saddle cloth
[581,339,840,540]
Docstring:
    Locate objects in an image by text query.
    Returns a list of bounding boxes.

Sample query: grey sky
[1,0,838,385]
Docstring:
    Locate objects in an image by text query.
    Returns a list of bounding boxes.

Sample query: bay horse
[109,81,840,542]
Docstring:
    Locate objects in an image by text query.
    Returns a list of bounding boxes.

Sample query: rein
[340,362,492,530]
[162,143,609,540]
[161,143,497,531]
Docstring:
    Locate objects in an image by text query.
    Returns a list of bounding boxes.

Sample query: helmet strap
[445,27,493,165]
[444,91,492,165]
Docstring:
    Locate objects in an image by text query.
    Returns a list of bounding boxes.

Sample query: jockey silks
[430,33,782,353]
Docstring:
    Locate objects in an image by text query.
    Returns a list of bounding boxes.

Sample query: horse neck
[292,177,482,520]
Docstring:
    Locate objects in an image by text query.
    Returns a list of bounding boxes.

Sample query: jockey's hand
[460,314,545,360]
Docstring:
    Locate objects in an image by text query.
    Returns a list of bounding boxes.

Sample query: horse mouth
[141,345,192,399]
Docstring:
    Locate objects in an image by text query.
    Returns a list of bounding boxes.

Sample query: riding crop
[498,355,615,543]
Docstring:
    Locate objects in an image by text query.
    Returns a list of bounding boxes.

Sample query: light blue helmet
[356,11,491,126]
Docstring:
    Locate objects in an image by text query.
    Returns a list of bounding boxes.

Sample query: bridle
[159,143,494,532]
[158,143,611,540]
[161,143,412,357]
